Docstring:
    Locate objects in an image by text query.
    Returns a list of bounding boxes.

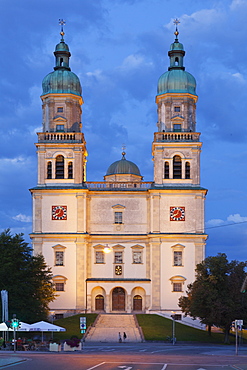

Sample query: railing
[37,132,85,143]
[154,132,200,142]
[86,181,153,189]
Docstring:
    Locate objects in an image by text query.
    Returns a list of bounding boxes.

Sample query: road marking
[161,365,168,370]
[86,362,105,370]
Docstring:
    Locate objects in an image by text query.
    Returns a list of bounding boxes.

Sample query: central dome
[157,69,196,95]
[106,153,141,176]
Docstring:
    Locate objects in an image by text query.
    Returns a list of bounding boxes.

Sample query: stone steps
[85,314,143,342]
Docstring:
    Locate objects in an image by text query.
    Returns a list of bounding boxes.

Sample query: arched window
[164,162,169,179]
[56,155,64,179]
[173,155,182,179]
[185,162,190,179]
[47,161,52,179]
[68,162,73,179]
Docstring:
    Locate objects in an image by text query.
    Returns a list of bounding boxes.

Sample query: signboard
[80,317,86,333]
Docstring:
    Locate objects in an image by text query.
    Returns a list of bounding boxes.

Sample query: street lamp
[171,311,176,345]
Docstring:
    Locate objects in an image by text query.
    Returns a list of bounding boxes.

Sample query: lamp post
[171,311,176,345]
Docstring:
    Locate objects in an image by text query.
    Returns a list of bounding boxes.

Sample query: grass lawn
[136,314,236,344]
[52,314,97,342]
[38,313,243,344]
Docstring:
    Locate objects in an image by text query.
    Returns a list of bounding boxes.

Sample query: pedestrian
[118,332,122,343]
[123,332,127,342]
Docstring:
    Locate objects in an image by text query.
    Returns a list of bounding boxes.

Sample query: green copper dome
[41,37,82,97]
[157,34,196,96]
[106,152,142,177]
[157,69,196,95]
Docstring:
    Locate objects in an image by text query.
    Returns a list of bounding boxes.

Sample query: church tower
[152,22,200,186]
[36,23,87,186]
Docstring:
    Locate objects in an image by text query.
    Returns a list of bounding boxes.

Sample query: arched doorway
[95,294,104,311]
[112,287,125,311]
[133,295,142,311]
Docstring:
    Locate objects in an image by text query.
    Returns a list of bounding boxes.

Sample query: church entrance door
[112,287,125,311]
[133,295,142,311]
[95,294,104,311]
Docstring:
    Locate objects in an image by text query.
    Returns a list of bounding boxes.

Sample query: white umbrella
[0,322,31,332]
[29,321,66,342]
[29,321,66,332]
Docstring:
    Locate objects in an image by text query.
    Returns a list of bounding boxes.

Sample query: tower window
[56,124,64,132]
[57,107,63,113]
[185,162,190,179]
[164,162,169,179]
[56,155,64,179]
[173,124,181,132]
[114,212,122,224]
[68,162,73,179]
[175,57,179,66]
[174,106,180,112]
[47,161,52,179]
[173,155,182,179]
[60,58,63,67]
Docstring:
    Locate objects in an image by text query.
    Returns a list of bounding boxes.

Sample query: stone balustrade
[86,181,152,189]
[37,132,84,143]
[154,132,200,142]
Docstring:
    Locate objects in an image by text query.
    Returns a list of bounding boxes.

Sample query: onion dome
[41,30,82,97]
[157,26,196,96]
[106,152,142,177]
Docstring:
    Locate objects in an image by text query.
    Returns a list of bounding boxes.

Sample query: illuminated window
[57,107,63,112]
[174,106,180,112]
[173,124,181,132]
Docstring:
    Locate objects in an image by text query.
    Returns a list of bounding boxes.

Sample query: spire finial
[122,144,126,159]
[173,18,180,41]
[59,19,66,41]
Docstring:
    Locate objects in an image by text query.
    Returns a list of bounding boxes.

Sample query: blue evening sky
[0,0,246,261]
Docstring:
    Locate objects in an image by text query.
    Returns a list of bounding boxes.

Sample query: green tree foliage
[178,253,247,343]
[0,229,55,322]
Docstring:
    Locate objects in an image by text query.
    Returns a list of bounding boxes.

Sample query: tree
[0,229,55,322]
[178,253,247,343]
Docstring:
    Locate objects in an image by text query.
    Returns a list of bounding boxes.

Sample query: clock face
[115,265,122,276]
[170,206,185,221]
[52,206,67,220]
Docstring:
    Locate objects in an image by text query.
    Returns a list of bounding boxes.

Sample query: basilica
[30,24,207,318]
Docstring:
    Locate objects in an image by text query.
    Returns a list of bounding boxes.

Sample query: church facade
[30,25,207,317]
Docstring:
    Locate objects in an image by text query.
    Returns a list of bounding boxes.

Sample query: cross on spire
[59,19,66,39]
[173,18,180,40]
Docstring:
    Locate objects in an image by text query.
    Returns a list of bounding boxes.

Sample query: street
[0,343,247,369]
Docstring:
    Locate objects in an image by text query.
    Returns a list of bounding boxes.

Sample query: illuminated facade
[30,26,207,317]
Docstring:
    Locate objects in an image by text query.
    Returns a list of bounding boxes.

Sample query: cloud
[227,214,247,223]
[12,214,32,223]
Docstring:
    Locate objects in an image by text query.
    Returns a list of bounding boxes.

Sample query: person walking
[118,332,122,343]
[123,332,127,342]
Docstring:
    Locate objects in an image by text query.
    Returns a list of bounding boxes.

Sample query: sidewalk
[0,355,26,367]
